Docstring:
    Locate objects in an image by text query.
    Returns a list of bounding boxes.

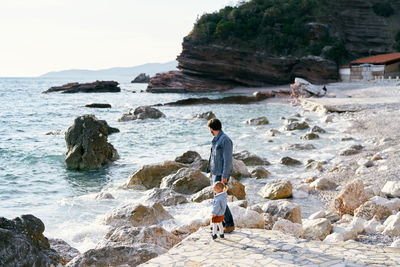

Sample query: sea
[0,77,354,252]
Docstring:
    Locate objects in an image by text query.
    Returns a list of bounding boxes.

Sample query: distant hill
[39,61,177,81]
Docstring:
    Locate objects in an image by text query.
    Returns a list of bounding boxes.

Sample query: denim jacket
[212,191,227,216]
[211,130,233,178]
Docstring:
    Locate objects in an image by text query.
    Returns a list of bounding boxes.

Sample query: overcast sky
[0,0,240,77]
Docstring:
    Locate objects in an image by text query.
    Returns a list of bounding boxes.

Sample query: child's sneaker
[219,234,224,239]
[212,234,217,240]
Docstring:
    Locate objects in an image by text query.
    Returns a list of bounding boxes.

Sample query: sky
[0,0,241,77]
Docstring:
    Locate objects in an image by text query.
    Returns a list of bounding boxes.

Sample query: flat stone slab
[139,227,400,267]
[300,97,400,112]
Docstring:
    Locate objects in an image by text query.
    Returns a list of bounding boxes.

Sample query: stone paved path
[139,228,400,267]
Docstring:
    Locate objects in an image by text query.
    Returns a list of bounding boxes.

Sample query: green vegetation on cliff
[187,0,346,62]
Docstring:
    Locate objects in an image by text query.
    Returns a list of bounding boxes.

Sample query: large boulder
[381,181,400,198]
[126,161,185,189]
[333,179,368,216]
[272,219,303,238]
[65,115,119,170]
[43,80,120,93]
[66,243,165,267]
[190,186,214,203]
[98,225,181,250]
[0,215,62,267]
[246,116,269,125]
[143,188,188,206]
[226,177,246,200]
[160,168,210,194]
[382,212,400,236]
[118,106,165,121]
[233,150,270,166]
[261,200,302,224]
[171,220,207,239]
[231,159,251,179]
[354,201,392,221]
[131,73,150,83]
[259,180,292,200]
[104,203,173,228]
[229,205,265,228]
[49,238,80,266]
[174,150,208,172]
[302,218,332,241]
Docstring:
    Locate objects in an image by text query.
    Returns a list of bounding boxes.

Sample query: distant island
[40,61,177,81]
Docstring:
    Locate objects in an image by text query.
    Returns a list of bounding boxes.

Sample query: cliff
[147,0,400,92]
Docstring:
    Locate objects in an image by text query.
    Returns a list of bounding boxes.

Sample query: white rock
[391,239,400,247]
[364,219,382,234]
[272,219,303,238]
[308,210,326,220]
[302,218,332,241]
[379,165,389,171]
[323,232,344,243]
[229,205,265,229]
[296,184,311,193]
[322,114,334,123]
[292,190,308,199]
[310,177,337,190]
[355,166,371,175]
[381,181,400,198]
[364,186,381,199]
[383,212,400,236]
[386,199,400,212]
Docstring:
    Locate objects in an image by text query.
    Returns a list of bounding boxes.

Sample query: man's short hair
[208,118,222,131]
[213,181,225,190]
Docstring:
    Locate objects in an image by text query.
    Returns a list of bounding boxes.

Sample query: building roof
[351,53,400,65]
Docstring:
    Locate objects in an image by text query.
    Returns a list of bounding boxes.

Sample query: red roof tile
[351,53,400,65]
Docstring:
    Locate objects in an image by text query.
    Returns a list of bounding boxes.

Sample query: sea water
[0,77,354,252]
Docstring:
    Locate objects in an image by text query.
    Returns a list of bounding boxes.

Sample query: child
[211,181,227,240]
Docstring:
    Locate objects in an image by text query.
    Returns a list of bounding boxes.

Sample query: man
[207,118,235,233]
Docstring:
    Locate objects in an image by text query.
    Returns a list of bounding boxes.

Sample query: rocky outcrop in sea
[43,81,120,93]
[131,73,150,83]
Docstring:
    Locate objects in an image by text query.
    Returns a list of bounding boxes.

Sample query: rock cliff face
[147,0,400,92]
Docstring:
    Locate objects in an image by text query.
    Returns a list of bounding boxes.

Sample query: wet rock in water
[339,144,363,156]
[283,121,310,131]
[311,125,326,133]
[119,105,165,121]
[226,177,246,200]
[95,192,115,200]
[157,94,272,106]
[341,137,354,141]
[381,181,400,198]
[144,188,188,206]
[231,159,251,179]
[49,238,80,265]
[104,203,173,228]
[334,179,368,216]
[261,200,302,224]
[354,201,392,221]
[43,80,121,93]
[229,205,265,229]
[192,111,216,120]
[280,156,302,166]
[310,177,337,190]
[131,73,150,83]
[85,103,112,108]
[300,132,319,140]
[233,150,270,166]
[160,168,210,194]
[246,116,269,125]
[302,218,332,241]
[0,214,62,267]
[65,115,119,170]
[174,150,208,172]
[251,166,270,179]
[305,161,323,171]
[259,180,292,200]
[190,186,214,203]
[272,219,303,238]
[98,225,181,250]
[283,143,316,150]
[45,129,62,135]
[382,212,400,236]
[267,129,281,136]
[126,161,185,189]
[66,243,165,267]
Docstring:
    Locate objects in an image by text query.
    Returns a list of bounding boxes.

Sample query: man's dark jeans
[214,176,235,227]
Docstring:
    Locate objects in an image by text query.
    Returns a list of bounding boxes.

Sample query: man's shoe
[224,226,235,233]
[220,234,225,238]
[212,234,217,240]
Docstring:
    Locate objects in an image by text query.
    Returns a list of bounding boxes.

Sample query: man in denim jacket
[207,118,235,233]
